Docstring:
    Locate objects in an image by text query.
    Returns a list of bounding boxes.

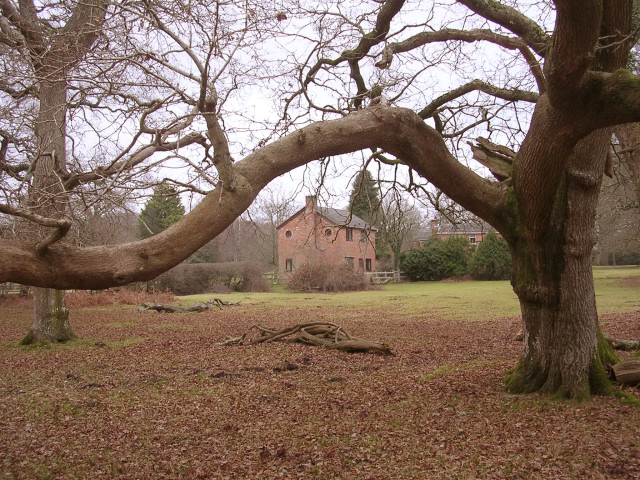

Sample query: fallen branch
[139,296,243,313]
[612,358,640,386]
[219,322,393,356]
[605,336,640,352]
[515,331,640,353]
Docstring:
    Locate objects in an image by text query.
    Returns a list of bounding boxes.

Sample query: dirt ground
[1,297,639,479]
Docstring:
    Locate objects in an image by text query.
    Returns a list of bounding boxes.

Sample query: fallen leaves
[0,302,638,479]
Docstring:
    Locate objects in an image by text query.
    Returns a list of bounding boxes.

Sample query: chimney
[305,195,317,213]
[430,218,438,236]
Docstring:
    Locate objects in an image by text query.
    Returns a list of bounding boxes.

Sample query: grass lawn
[182,265,640,320]
[0,267,639,479]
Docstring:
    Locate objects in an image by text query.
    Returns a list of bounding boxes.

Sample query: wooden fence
[264,270,406,285]
[365,271,406,284]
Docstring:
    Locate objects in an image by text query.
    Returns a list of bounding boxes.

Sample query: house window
[285,259,293,271]
[325,228,332,236]
[469,236,476,245]
[285,230,292,238]
[345,257,354,269]
[365,258,372,272]
[346,228,353,241]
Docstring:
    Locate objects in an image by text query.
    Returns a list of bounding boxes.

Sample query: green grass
[592,266,640,314]
[180,266,639,321]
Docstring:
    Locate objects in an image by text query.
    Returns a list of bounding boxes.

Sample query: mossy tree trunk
[14,1,106,344]
[506,131,619,399]
[22,288,75,344]
[23,60,76,344]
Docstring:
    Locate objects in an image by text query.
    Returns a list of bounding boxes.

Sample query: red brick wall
[278,210,376,273]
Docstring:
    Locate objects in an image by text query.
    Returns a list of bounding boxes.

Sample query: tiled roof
[319,207,376,230]
[437,218,492,235]
[277,205,377,231]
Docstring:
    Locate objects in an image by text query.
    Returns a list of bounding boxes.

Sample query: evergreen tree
[469,232,512,280]
[400,236,471,281]
[138,185,186,239]
[348,170,380,225]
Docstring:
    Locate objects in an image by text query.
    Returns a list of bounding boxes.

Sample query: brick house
[277,196,377,274]
[412,216,495,249]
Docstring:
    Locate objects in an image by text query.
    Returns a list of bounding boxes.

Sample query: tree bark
[506,130,619,399]
[21,287,75,344]
[25,75,73,344]
[18,0,108,343]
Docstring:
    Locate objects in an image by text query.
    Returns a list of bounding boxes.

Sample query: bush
[400,236,471,281]
[66,289,176,307]
[611,251,640,266]
[469,232,512,280]
[152,262,270,295]
[286,263,372,292]
[0,289,176,308]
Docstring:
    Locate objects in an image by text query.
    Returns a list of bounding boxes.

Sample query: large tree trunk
[22,288,74,344]
[506,130,618,399]
[24,75,73,344]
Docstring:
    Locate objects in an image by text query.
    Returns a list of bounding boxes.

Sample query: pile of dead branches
[219,322,393,356]
[139,297,243,313]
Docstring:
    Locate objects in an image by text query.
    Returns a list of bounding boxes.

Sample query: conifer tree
[138,185,186,239]
[348,170,380,225]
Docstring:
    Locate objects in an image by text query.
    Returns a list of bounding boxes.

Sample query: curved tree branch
[376,27,546,92]
[302,0,406,110]
[0,106,506,289]
[456,0,549,56]
[418,79,538,119]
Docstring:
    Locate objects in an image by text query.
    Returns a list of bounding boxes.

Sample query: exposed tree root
[219,322,394,356]
[139,297,243,313]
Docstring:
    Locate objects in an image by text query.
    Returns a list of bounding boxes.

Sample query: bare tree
[1,1,640,398]
[252,187,299,268]
[377,189,424,269]
[0,0,283,342]
[595,138,640,264]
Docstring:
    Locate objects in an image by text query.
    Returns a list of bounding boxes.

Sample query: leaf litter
[0,300,639,479]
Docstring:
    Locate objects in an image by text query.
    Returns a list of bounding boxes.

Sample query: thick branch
[303,0,406,109]
[0,106,506,289]
[418,79,538,119]
[468,137,515,181]
[545,1,602,106]
[456,0,549,55]
[0,0,44,52]
[60,0,108,58]
[376,28,545,92]
[201,87,236,191]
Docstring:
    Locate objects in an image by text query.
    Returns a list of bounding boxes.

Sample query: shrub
[0,289,176,308]
[469,232,512,280]
[66,289,175,307]
[400,236,471,281]
[286,263,371,292]
[151,262,270,295]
